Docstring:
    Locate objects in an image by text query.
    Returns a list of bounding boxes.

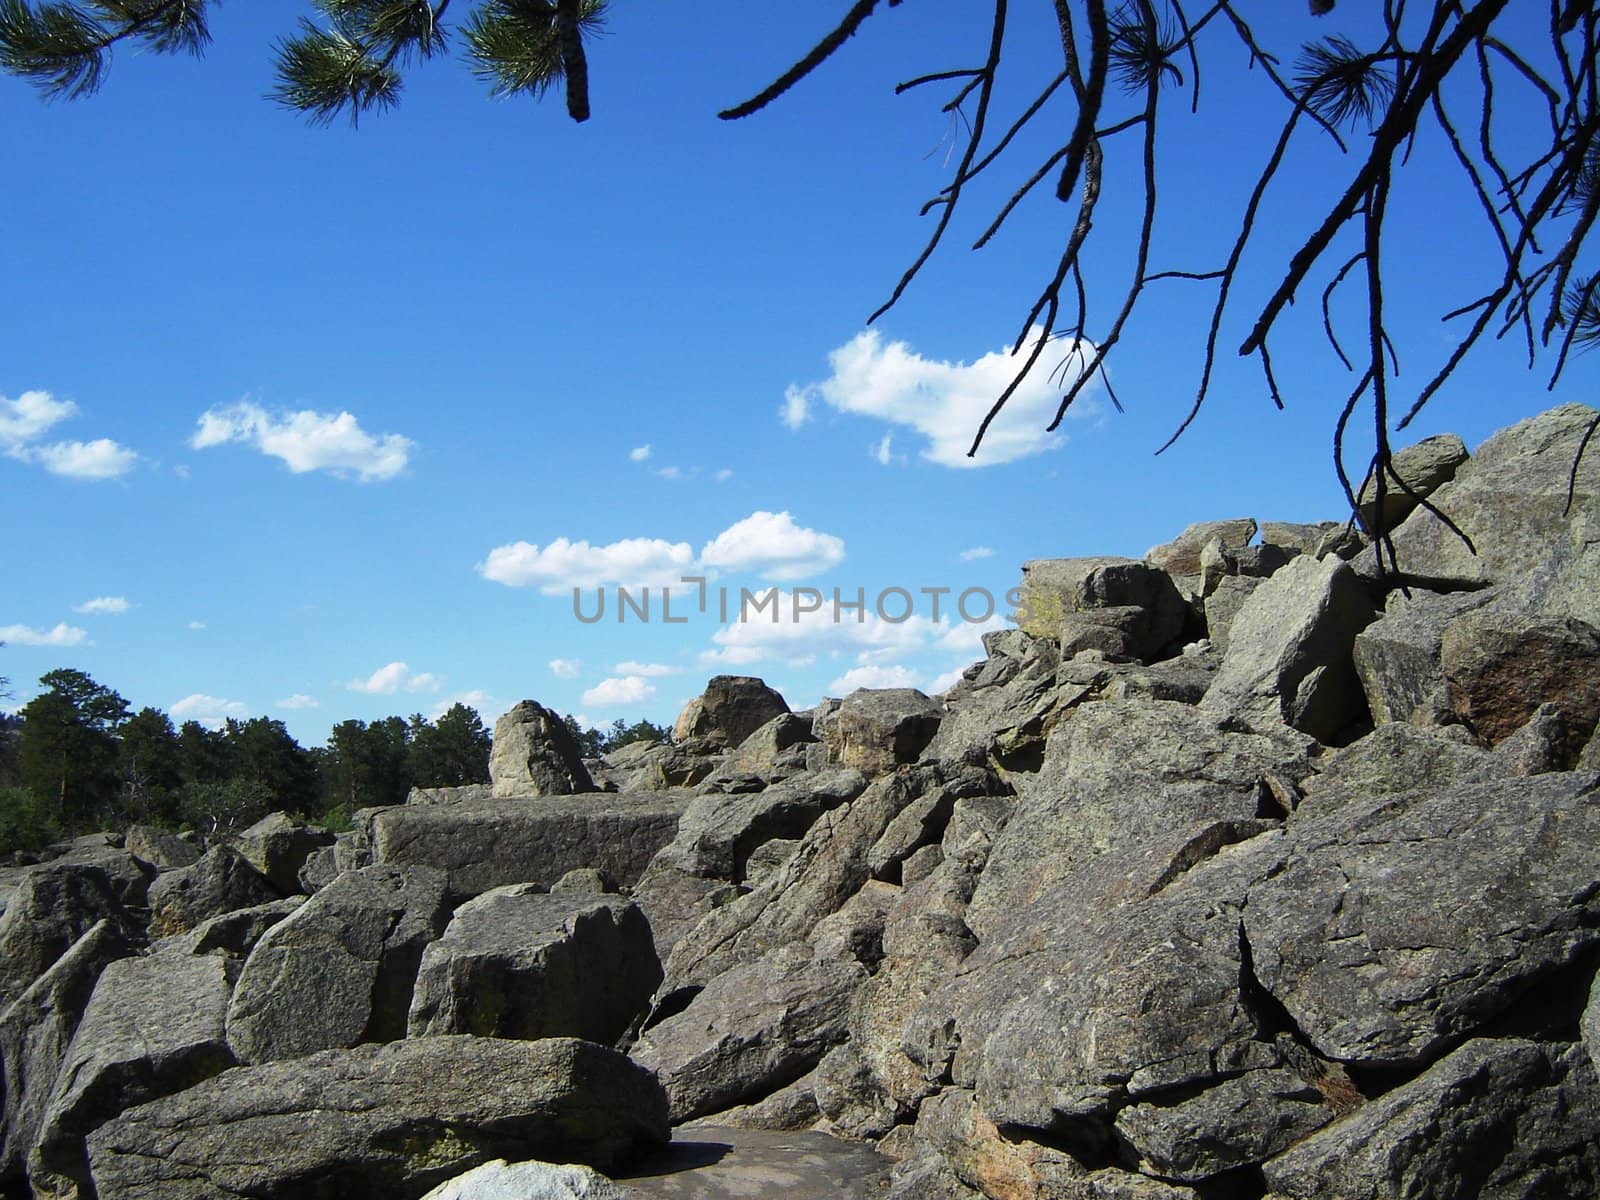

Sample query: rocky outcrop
[29,936,237,1198]
[822,690,942,775]
[367,792,689,895]
[0,920,133,1183]
[225,865,452,1064]
[407,887,659,1044]
[86,1037,669,1198]
[232,811,335,895]
[0,866,141,1006]
[1355,431,1469,534]
[1017,556,1189,659]
[490,700,595,797]
[1200,554,1379,741]
[673,676,790,750]
[148,845,282,938]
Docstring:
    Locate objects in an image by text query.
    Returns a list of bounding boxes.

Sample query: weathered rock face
[822,690,942,776]
[922,632,1062,768]
[1146,518,1259,578]
[965,699,1315,939]
[634,940,865,1123]
[233,811,335,895]
[367,793,690,896]
[1355,431,1470,534]
[225,865,452,1064]
[29,938,237,1198]
[147,845,282,939]
[1263,1039,1600,1199]
[1017,557,1189,659]
[85,1037,669,1199]
[672,676,790,750]
[649,768,867,883]
[490,700,595,797]
[1360,402,1600,605]
[1200,554,1379,741]
[1352,586,1495,725]
[1244,771,1600,1067]
[407,887,659,1045]
[0,920,133,1182]
[0,866,140,1006]
[1440,608,1600,764]
[122,827,200,872]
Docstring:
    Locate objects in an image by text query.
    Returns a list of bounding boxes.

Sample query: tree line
[0,668,674,856]
[0,667,494,854]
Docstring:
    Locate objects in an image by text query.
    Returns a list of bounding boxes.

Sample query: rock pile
[0,403,1597,1198]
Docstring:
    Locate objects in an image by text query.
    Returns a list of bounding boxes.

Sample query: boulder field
[1,403,1599,1198]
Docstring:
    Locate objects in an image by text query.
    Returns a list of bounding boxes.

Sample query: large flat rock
[367,793,692,895]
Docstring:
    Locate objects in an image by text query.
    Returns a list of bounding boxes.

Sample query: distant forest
[0,668,666,856]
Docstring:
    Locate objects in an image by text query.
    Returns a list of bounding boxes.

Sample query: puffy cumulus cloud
[581,675,656,707]
[872,434,894,466]
[482,512,848,593]
[479,536,696,594]
[699,511,845,582]
[629,444,652,462]
[960,546,996,561]
[0,390,75,445]
[1,391,137,480]
[548,657,583,679]
[191,401,412,482]
[0,622,88,647]
[276,694,320,710]
[347,661,440,694]
[780,387,811,430]
[33,439,138,480]
[788,329,1100,468]
[73,596,129,615]
[827,663,921,693]
[615,661,679,677]
[171,694,247,727]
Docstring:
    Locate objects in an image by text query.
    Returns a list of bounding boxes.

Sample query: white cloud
[1,392,137,480]
[347,661,440,694]
[872,433,894,466]
[479,536,696,594]
[928,665,971,695]
[629,444,652,462]
[828,663,922,693]
[780,386,811,430]
[171,693,247,727]
[615,661,679,677]
[960,546,996,561]
[549,657,583,679]
[715,468,734,482]
[700,511,845,581]
[73,596,129,615]
[277,694,320,710]
[0,622,88,647]
[191,401,412,482]
[656,465,682,480]
[581,675,656,707]
[33,439,138,480]
[187,620,207,631]
[0,390,75,446]
[432,690,498,723]
[788,329,1099,468]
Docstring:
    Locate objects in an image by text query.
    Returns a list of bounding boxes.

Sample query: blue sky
[0,2,1583,743]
